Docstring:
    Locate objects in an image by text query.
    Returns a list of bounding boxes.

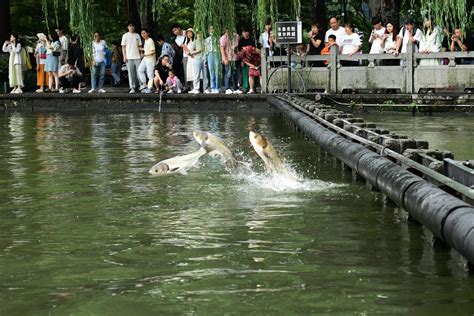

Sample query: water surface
[1,111,473,315]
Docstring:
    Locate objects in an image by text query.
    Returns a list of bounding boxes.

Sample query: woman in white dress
[2,33,24,93]
[419,18,441,66]
[184,29,196,89]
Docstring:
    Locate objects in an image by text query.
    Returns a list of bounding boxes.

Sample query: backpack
[104,47,112,68]
[400,26,420,49]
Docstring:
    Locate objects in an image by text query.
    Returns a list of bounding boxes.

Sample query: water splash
[231,158,343,193]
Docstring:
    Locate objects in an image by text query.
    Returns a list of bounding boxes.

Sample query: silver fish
[149,147,208,176]
[193,130,237,170]
[249,130,296,180]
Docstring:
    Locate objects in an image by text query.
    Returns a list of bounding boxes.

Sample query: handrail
[276,95,474,200]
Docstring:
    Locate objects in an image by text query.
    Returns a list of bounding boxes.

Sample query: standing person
[55,27,69,66]
[419,17,441,66]
[110,41,122,87]
[171,24,186,87]
[369,17,386,55]
[188,30,203,94]
[58,60,82,93]
[325,17,346,46]
[184,28,197,91]
[339,23,361,66]
[138,28,156,93]
[45,32,61,92]
[381,22,398,65]
[450,28,474,65]
[205,26,221,94]
[89,32,107,93]
[238,27,255,93]
[242,46,261,94]
[259,20,273,57]
[394,17,423,59]
[307,23,324,67]
[220,29,240,94]
[2,33,24,93]
[121,22,142,93]
[156,33,175,63]
[34,33,49,92]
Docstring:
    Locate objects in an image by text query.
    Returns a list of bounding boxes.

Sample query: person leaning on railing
[380,21,398,65]
[339,22,361,66]
[450,28,474,65]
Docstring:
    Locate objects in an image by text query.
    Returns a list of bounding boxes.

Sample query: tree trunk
[311,0,326,28]
[368,0,402,30]
[124,0,142,30]
[0,0,11,42]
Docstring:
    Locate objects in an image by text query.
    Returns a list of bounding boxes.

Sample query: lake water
[1,111,473,315]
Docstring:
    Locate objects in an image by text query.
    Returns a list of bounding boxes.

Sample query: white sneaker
[211,89,219,94]
[190,89,200,94]
[98,89,106,93]
[59,89,65,94]
[72,89,81,93]
[247,89,254,94]
[35,88,44,93]
[233,90,243,94]
[177,89,182,94]
[16,88,23,94]
[167,90,174,94]
[88,89,96,93]
[204,89,211,94]
[225,89,233,94]
[129,89,135,94]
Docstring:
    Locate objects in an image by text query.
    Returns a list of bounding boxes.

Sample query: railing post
[406,42,414,94]
[330,45,338,93]
[261,48,268,93]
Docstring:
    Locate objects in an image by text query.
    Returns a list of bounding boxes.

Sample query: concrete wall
[263,44,474,94]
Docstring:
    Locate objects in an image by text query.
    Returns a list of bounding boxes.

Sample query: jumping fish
[149,147,208,176]
[249,130,296,180]
[193,130,237,170]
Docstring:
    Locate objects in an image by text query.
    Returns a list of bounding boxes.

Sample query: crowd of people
[2,16,473,94]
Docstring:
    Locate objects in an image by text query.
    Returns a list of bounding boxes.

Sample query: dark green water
[1,111,473,315]
[360,113,474,160]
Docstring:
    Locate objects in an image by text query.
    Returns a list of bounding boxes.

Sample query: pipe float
[268,96,474,265]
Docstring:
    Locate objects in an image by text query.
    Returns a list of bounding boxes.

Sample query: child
[165,69,183,93]
[321,34,337,65]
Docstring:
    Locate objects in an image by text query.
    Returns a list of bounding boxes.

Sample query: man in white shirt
[394,17,423,55]
[55,27,69,66]
[121,22,142,93]
[325,17,346,47]
[369,17,386,54]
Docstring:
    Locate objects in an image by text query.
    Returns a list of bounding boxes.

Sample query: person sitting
[321,34,337,65]
[153,54,172,92]
[58,60,82,93]
[165,69,183,93]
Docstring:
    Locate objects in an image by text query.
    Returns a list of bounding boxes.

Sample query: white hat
[37,33,47,41]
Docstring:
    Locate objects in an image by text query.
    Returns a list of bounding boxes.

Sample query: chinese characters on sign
[276,21,303,44]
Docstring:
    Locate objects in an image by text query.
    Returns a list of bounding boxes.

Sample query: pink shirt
[220,33,239,61]
[166,76,178,87]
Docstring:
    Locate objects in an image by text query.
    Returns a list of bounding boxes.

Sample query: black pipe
[269,96,474,265]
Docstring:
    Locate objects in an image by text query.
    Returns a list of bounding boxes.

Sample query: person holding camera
[2,33,24,93]
[45,32,61,92]
[58,60,82,93]
[369,17,385,55]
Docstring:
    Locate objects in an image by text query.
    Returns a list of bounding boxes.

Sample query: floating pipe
[269,96,474,265]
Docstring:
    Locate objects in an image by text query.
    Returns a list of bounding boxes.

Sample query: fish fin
[170,166,180,172]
